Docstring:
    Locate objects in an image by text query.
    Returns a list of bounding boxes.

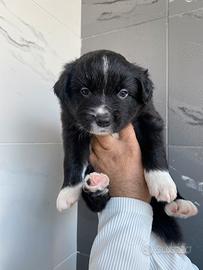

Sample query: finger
[94,134,116,150]
[91,136,104,155]
[119,124,137,144]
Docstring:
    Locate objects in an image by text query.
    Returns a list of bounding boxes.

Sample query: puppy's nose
[95,113,111,127]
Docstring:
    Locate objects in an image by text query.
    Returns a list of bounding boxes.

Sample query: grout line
[53,251,79,270]
[166,0,169,158]
[169,145,203,149]
[0,142,62,145]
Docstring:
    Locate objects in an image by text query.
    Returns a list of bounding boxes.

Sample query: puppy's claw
[165,199,198,218]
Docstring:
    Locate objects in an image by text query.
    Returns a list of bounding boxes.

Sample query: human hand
[89,124,151,203]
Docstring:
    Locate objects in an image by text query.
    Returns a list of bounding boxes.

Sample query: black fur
[54,50,183,244]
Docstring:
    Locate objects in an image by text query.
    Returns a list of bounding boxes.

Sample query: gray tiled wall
[168,0,203,268]
[78,0,203,269]
[169,6,203,146]
[81,0,167,37]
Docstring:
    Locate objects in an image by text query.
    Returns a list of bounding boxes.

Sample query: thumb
[119,124,137,144]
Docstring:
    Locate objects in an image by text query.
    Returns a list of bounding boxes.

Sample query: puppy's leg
[151,198,183,244]
[135,109,177,203]
[82,172,110,212]
[165,199,198,218]
[56,127,90,212]
[83,172,110,194]
[57,183,83,211]
[144,170,177,203]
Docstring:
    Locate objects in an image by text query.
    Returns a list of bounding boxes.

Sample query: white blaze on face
[103,55,108,77]
[102,55,108,94]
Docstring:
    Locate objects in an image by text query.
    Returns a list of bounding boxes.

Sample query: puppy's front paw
[83,172,109,195]
[144,170,177,203]
[165,199,198,218]
[56,183,82,212]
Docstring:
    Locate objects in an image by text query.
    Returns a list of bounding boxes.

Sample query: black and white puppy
[54,50,198,244]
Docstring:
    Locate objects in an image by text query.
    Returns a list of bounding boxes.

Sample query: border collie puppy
[54,50,198,244]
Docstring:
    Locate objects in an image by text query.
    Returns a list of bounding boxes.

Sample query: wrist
[109,179,151,203]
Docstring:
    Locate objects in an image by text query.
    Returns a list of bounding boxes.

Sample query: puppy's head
[54,50,153,135]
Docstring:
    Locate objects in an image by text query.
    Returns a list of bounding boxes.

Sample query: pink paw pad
[165,199,198,218]
[83,172,110,193]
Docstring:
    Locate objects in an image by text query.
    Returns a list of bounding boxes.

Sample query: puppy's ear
[133,65,153,104]
[53,62,74,102]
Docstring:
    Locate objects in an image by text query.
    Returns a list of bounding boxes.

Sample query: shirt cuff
[99,197,153,217]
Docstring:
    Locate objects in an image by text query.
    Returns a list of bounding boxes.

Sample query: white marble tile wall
[0,0,81,143]
[0,1,80,270]
[33,0,81,37]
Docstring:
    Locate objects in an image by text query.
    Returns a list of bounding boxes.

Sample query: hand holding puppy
[89,124,151,203]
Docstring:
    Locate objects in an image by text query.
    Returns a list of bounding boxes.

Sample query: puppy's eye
[117,89,128,99]
[80,87,90,97]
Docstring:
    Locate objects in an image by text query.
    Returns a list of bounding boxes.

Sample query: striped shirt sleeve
[88,197,199,270]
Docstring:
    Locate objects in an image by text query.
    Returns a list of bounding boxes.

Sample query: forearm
[88,197,199,270]
[89,197,153,270]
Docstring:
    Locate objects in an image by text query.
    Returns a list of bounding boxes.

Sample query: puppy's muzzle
[95,112,111,127]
